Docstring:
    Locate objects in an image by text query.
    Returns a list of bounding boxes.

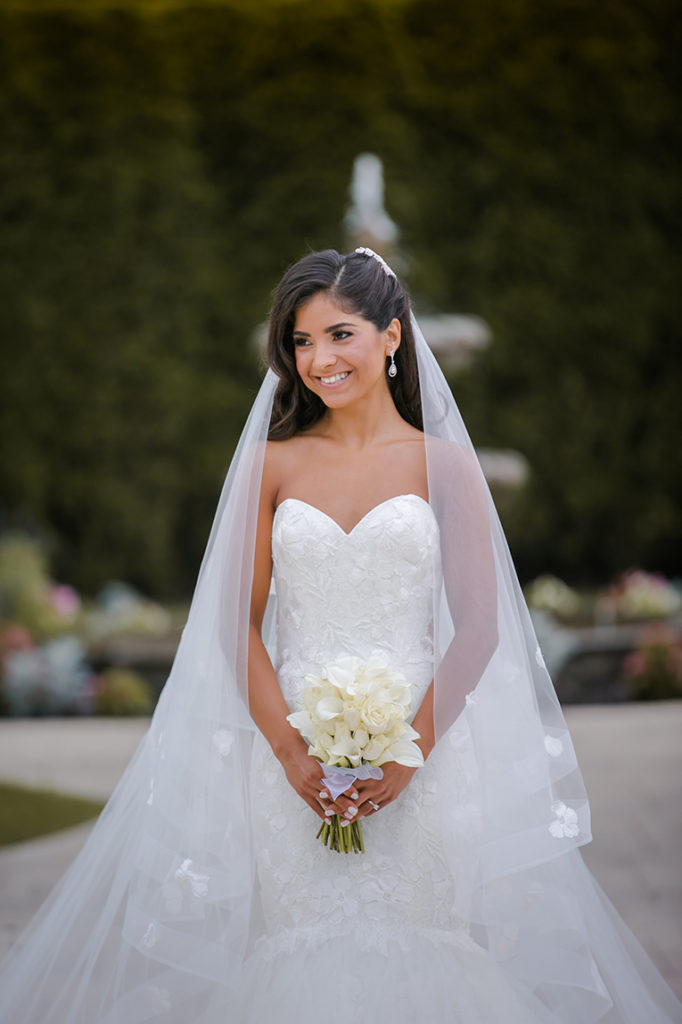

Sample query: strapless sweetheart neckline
[273,493,431,537]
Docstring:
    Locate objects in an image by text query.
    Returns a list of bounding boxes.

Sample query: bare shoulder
[425,434,481,478]
[263,435,317,504]
[264,434,316,470]
[395,421,426,444]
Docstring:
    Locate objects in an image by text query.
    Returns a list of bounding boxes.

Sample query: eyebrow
[292,321,357,337]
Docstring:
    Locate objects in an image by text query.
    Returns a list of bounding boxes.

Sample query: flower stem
[315,814,365,854]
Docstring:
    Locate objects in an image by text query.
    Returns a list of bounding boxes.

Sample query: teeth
[320,372,350,384]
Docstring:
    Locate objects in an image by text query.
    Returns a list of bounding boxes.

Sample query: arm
[430,442,499,737]
[353,443,498,818]
[248,445,357,821]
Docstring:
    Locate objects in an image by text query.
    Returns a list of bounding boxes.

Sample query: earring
[388,349,398,378]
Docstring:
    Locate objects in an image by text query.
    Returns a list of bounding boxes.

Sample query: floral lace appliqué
[549,800,579,839]
[213,728,234,758]
[150,987,171,1013]
[163,858,210,912]
[544,735,564,758]
[142,920,158,948]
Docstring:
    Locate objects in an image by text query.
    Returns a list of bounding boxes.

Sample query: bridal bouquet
[287,653,424,853]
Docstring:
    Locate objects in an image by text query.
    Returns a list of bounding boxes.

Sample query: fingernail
[351,793,359,800]
[340,819,349,827]
[325,807,335,817]
[344,806,357,818]
[319,791,328,800]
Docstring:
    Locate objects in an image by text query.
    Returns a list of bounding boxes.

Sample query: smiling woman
[266,290,428,535]
[267,250,422,441]
[292,300,399,399]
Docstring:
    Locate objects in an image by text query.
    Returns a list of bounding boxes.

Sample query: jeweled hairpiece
[354,246,396,279]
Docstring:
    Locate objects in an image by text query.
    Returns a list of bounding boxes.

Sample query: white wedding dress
[2,490,677,1023]
[230,494,554,1022]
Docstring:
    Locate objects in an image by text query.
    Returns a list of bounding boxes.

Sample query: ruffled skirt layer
[208,924,555,1024]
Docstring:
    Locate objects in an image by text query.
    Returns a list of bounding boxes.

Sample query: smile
[318,371,351,385]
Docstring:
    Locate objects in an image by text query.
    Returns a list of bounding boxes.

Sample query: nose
[310,341,337,374]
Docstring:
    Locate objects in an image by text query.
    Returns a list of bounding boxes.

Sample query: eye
[293,337,311,347]
[331,330,351,341]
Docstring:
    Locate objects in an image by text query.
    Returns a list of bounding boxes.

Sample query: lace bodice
[271,494,441,710]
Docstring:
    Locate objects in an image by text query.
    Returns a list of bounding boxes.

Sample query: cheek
[294,347,317,387]
[294,347,309,376]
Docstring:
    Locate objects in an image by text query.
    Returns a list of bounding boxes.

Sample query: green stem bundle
[316,814,365,853]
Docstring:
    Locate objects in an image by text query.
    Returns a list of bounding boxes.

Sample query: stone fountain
[345,153,529,494]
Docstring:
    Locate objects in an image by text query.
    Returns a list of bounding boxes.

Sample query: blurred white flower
[526,575,581,618]
[609,570,682,621]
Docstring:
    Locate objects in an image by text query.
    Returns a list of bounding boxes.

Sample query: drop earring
[388,349,398,378]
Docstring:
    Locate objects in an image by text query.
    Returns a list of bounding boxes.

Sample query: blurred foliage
[92,667,154,715]
[0,0,679,595]
[622,625,682,701]
[0,533,81,640]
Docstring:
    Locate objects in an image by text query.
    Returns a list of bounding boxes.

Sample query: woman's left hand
[343,762,418,821]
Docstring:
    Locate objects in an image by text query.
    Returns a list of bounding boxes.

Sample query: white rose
[360,698,393,733]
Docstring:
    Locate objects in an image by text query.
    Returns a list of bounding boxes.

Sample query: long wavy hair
[267,249,422,439]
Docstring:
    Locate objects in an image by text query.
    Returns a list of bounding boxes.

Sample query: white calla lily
[316,694,344,721]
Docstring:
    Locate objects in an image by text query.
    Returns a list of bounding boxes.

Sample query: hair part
[266,249,422,439]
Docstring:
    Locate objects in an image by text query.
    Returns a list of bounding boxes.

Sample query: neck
[320,383,403,449]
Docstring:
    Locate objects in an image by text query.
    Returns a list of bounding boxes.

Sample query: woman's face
[292,292,400,409]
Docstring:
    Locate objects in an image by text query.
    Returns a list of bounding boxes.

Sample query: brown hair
[266,249,422,440]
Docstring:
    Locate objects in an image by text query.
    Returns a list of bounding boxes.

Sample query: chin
[309,382,357,407]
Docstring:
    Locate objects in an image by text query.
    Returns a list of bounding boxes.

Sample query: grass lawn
[0,783,105,847]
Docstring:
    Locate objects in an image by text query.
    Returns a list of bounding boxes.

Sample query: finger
[355,788,380,808]
[304,795,327,820]
[356,793,386,817]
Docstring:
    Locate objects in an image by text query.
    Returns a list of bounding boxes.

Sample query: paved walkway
[0,704,680,998]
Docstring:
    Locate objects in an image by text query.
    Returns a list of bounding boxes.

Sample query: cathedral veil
[0,252,679,1024]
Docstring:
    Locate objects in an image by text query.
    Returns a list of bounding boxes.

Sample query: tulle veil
[0,254,679,1023]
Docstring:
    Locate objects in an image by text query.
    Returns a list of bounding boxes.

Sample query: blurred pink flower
[0,623,35,658]
[48,584,81,619]
[622,651,645,678]
[622,624,682,699]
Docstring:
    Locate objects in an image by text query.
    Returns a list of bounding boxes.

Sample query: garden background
[1,0,679,601]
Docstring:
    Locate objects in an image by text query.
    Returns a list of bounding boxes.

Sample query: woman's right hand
[278,738,359,822]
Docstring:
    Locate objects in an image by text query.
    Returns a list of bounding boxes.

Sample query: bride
[0,247,679,1023]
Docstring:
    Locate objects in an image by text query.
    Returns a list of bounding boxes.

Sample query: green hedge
[0,0,679,594]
